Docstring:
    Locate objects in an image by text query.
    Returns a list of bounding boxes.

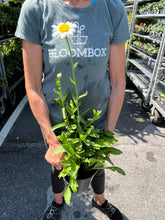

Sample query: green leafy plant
[133,40,142,48]
[134,23,147,32]
[127,10,132,25]
[138,0,165,15]
[9,0,25,5]
[148,23,165,36]
[0,76,6,88]
[0,2,21,37]
[1,39,23,85]
[159,90,165,101]
[50,23,125,206]
[133,39,159,55]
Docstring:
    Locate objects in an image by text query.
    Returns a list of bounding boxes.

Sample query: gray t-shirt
[15,0,130,128]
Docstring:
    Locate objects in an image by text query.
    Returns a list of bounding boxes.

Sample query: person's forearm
[106,42,126,132]
[22,40,63,168]
[26,88,58,144]
[27,88,64,169]
[106,81,125,132]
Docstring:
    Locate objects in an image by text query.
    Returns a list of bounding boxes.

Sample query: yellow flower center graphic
[59,24,70,33]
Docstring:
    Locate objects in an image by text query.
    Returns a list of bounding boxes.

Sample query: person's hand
[45,138,64,170]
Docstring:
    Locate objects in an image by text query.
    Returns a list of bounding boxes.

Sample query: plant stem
[60,86,67,120]
[66,36,80,116]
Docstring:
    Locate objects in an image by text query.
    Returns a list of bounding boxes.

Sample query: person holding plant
[15,0,130,219]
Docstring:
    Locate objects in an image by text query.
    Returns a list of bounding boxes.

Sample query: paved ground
[0,88,165,220]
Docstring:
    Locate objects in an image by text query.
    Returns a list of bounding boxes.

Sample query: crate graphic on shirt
[70,22,88,45]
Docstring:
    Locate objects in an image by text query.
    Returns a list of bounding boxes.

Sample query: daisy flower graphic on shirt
[52,22,77,39]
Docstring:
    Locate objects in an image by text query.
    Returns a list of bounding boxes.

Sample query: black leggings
[51,166,105,194]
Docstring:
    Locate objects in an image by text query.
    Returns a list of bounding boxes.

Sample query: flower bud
[57,73,62,79]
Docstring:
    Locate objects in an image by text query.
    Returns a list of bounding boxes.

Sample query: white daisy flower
[52,22,77,39]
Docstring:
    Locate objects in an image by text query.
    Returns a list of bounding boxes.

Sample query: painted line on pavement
[0,95,28,147]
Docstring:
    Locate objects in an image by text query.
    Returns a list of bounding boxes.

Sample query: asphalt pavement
[0,88,165,220]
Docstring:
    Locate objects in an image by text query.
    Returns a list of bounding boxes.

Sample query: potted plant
[47,22,125,205]
[138,1,165,15]
[9,0,25,5]
[0,2,21,39]
[159,67,165,82]
[158,0,165,14]
[132,40,143,52]
[134,23,148,35]
[124,0,134,6]
[1,39,23,86]
[138,5,146,15]
[0,76,6,89]
[0,8,9,39]
[158,90,165,105]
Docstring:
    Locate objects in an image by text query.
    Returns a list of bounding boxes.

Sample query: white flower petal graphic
[52,22,77,39]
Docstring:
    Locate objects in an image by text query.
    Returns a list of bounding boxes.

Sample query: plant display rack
[125,0,165,124]
[0,37,24,115]
[0,2,24,115]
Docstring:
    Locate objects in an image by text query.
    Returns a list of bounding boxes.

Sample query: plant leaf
[104,156,114,166]
[89,131,100,138]
[71,163,79,179]
[105,166,126,175]
[61,160,72,167]
[74,62,78,68]
[50,122,66,131]
[79,116,86,125]
[70,176,78,193]
[63,88,70,102]
[108,147,123,155]
[80,106,91,118]
[66,105,74,116]
[64,185,72,205]
[103,130,114,137]
[85,126,93,136]
[71,90,77,104]
[55,98,62,106]
[62,107,67,120]
[52,146,67,155]
[53,89,60,95]
[60,133,76,158]
[114,167,126,175]
[70,77,76,85]
[78,91,88,100]
[96,150,106,157]
[58,166,71,178]
[69,138,80,144]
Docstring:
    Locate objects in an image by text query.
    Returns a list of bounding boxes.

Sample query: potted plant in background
[147,23,165,39]
[0,2,21,39]
[132,40,143,52]
[1,39,23,86]
[143,42,159,59]
[46,22,126,206]
[159,67,165,83]
[134,23,147,35]
[158,90,165,105]
[138,0,165,15]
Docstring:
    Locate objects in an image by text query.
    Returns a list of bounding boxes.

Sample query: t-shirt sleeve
[15,0,41,45]
[110,1,130,45]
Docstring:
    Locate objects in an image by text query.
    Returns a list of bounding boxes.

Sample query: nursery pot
[77,168,98,193]
[64,168,98,193]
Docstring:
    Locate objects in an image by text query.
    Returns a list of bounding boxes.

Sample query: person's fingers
[55,165,63,170]
[51,156,63,170]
